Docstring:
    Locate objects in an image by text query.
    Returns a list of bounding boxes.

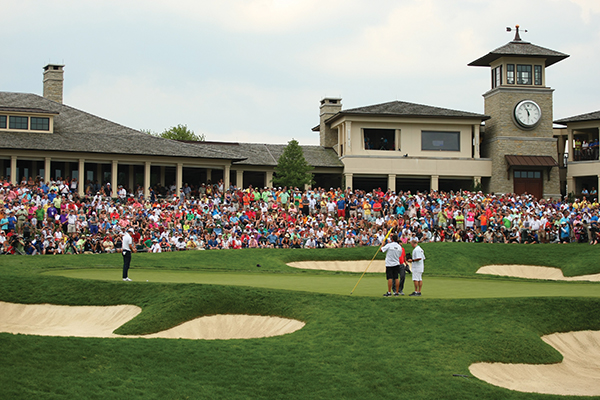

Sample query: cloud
[67,70,320,144]
[303,1,490,79]
[565,0,600,23]
[122,0,349,34]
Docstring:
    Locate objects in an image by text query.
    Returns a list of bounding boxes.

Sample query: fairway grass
[2,243,600,399]
[46,268,600,299]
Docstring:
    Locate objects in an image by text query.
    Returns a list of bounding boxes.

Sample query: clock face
[514,100,541,129]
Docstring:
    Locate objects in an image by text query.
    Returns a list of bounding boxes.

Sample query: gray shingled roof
[0,106,58,114]
[185,141,343,168]
[325,100,488,125]
[554,110,600,125]
[0,92,241,160]
[468,40,569,67]
[261,144,343,168]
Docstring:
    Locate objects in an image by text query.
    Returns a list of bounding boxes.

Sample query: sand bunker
[0,301,304,340]
[469,330,600,396]
[477,265,600,281]
[288,260,386,273]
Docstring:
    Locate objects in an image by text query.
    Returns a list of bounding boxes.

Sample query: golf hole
[0,301,305,340]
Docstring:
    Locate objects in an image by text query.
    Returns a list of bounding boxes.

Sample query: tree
[143,124,205,141]
[273,139,314,188]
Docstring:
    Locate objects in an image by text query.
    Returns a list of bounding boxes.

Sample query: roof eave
[326,112,490,125]
[469,54,569,67]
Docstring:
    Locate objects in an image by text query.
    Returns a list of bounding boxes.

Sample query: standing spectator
[409,237,425,296]
[381,234,404,297]
[121,228,136,281]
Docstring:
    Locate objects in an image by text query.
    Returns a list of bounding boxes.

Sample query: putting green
[44,269,600,299]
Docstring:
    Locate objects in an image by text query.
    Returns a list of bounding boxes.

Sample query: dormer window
[9,116,28,130]
[0,107,56,133]
[31,117,50,131]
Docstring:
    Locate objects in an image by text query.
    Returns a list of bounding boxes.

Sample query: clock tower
[469,26,569,199]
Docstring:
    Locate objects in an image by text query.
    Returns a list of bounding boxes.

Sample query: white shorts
[412,269,423,281]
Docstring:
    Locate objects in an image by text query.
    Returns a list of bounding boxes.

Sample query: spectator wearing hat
[559,221,570,243]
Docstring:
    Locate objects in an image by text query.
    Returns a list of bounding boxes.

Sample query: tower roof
[468,40,569,67]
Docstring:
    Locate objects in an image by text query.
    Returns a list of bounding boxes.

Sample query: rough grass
[1,244,599,399]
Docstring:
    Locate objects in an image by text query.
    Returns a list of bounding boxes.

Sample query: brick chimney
[319,97,342,148]
[43,64,65,103]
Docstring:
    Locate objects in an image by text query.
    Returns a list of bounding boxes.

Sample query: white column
[567,128,574,162]
[346,121,352,154]
[176,163,183,197]
[206,168,212,183]
[78,158,85,196]
[224,164,230,190]
[430,175,439,191]
[111,160,118,197]
[236,170,244,189]
[344,173,353,190]
[160,166,165,186]
[266,170,273,188]
[44,157,51,183]
[474,124,481,159]
[388,174,396,192]
[32,161,38,179]
[144,161,151,198]
[10,155,17,184]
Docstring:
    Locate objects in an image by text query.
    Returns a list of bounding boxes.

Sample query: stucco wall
[332,116,479,159]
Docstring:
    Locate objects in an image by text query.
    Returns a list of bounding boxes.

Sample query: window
[492,66,502,88]
[9,116,28,130]
[1,113,53,132]
[507,64,515,84]
[363,129,395,150]
[421,131,460,151]
[514,171,541,179]
[30,117,50,131]
[534,65,542,85]
[517,64,532,85]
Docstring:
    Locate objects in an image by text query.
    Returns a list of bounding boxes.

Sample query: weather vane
[506,25,527,41]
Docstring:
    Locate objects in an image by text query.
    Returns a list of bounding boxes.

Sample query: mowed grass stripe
[45,269,600,299]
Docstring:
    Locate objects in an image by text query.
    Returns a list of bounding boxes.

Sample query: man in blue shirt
[267,232,279,248]
[7,211,17,233]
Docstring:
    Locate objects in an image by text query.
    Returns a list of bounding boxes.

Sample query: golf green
[45,269,600,299]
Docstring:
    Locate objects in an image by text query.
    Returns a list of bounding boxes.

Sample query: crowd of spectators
[1,175,599,256]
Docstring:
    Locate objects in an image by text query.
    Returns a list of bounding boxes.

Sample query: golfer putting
[409,237,425,296]
[381,234,406,297]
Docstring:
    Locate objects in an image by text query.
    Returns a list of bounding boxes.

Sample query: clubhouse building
[1,28,598,199]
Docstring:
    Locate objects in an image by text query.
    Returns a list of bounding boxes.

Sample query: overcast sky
[2,0,599,145]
